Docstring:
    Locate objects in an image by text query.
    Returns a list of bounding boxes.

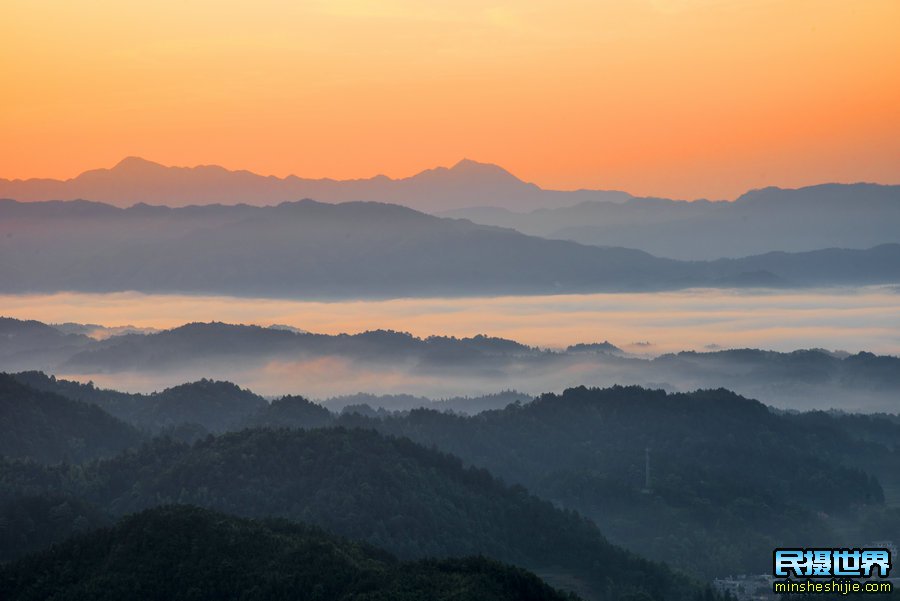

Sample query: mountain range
[0,157,629,212]
[3,158,898,261]
[2,198,900,297]
[3,371,899,581]
[443,183,900,259]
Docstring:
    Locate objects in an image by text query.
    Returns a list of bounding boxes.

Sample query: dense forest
[0,427,712,601]
[0,374,142,463]
[340,386,897,577]
[0,505,585,601]
[3,372,898,592]
[13,372,267,434]
[0,494,111,563]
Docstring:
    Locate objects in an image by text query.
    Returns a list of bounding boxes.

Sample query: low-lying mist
[52,350,899,413]
[3,286,899,353]
[3,286,899,412]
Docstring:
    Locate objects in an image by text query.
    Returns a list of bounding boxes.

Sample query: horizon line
[2,155,898,203]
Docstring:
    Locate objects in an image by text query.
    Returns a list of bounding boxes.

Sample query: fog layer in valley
[3,287,897,353]
[2,286,899,411]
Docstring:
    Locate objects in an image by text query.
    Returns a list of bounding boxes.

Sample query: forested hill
[338,386,898,577]
[0,374,142,463]
[0,505,582,601]
[12,372,267,435]
[0,428,710,601]
[5,371,898,583]
[350,386,885,510]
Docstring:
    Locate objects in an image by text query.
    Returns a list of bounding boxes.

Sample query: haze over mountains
[4,317,900,411]
[3,158,898,261]
[0,157,629,213]
[3,198,900,298]
[444,183,900,260]
[3,159,898,592]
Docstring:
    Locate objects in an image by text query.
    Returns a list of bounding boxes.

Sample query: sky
[2,0,898,199]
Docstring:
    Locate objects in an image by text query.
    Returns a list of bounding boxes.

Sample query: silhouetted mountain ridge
[2,198,899,297]
[445,183,900,259]
[0,157,629,212]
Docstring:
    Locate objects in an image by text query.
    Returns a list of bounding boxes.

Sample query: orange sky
[2,0,898,199]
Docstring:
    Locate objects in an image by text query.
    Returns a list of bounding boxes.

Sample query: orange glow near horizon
[2,0,899,199]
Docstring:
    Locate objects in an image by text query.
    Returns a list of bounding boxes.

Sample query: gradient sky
[3,0,898,199]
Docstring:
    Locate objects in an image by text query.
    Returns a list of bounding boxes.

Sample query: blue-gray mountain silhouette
[1,198,898,297]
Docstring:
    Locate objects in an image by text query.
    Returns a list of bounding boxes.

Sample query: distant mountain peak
[114,155,154,166]
[110,156,166,172]
[451,157,507,172]
[407,158,533,190]
[449,158,520,178]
